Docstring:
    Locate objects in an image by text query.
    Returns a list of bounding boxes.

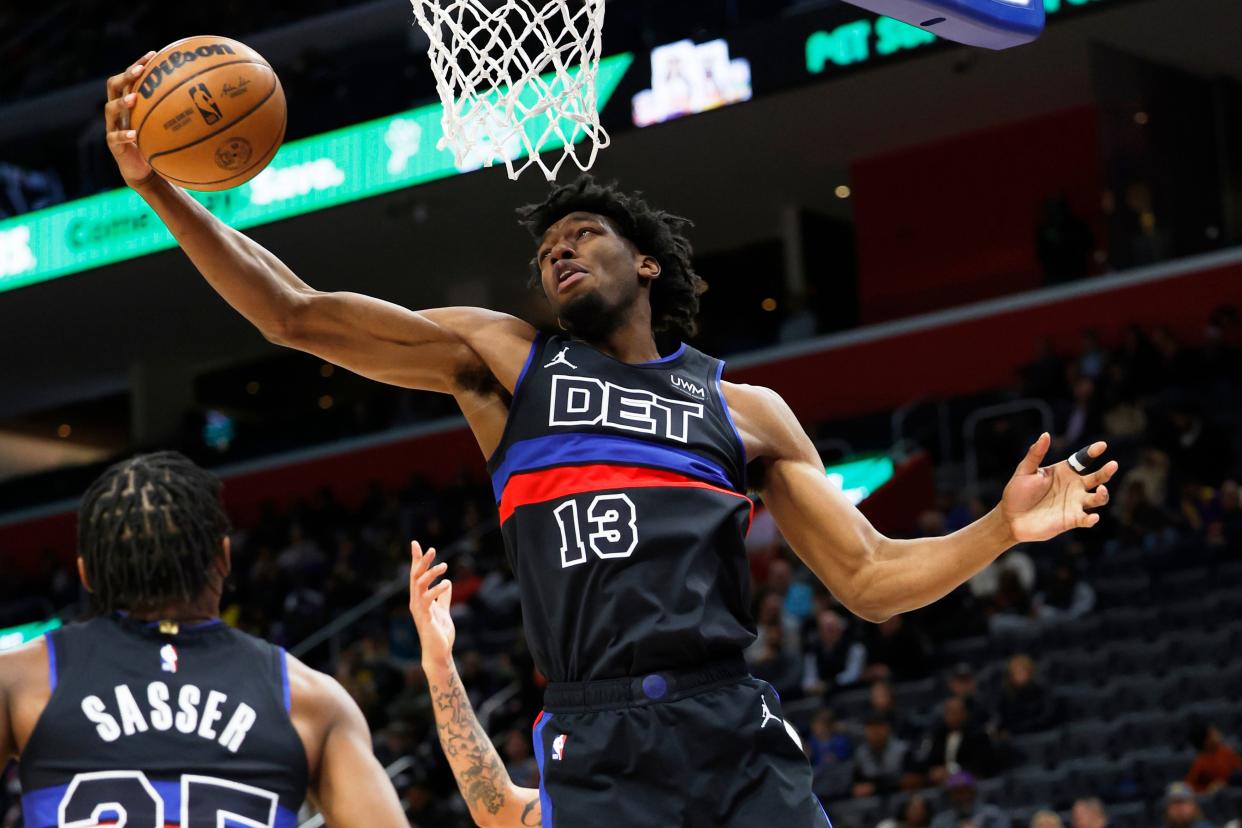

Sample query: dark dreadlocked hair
[516,175,707,339]
[78,451,230,613]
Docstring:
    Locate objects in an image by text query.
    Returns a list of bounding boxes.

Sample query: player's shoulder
[0,635,49,693]
[719,381,789,418]
[282,652,360,723]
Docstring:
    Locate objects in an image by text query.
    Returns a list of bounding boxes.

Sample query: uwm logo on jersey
[548,375,704,443]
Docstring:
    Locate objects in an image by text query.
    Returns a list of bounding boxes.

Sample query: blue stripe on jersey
[714,359,747,489]
[638,342,686,365]
[22,780,299,828]
[490,432,734,501]
[44,632,57,692]
[514,332,543,393]
[533,713,555,828]
[280,648,292,713]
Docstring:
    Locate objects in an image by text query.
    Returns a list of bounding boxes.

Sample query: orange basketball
[131,36,286,192]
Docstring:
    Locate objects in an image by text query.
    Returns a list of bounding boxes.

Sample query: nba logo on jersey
[552,733,567,761]
[160,643,179,673]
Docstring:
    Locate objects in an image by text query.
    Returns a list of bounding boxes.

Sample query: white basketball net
[410,0,609,180]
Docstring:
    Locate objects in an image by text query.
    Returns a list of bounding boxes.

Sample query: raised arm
[408,543,540,828]
[723,383,1117,623]
[286,656,409,828]
[104,53,535,400]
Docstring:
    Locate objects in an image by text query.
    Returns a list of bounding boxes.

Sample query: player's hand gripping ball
[117,37,286,191]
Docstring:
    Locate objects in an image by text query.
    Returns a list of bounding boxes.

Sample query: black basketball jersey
[19,614,308,828]
[486,334,757,682]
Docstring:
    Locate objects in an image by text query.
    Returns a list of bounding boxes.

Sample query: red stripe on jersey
[498,463,753,527]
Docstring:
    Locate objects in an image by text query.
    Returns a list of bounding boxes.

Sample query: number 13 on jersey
[553,494,639,568]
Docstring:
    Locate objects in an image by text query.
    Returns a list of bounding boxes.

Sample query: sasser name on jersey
[81,680,257,752]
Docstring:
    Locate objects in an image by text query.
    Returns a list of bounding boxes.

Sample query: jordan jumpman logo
[760,696,781,729]
[544,346,577,370]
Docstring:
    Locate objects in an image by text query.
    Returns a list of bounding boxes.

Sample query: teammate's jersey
[487,333,756,682]
[19,614,308,828]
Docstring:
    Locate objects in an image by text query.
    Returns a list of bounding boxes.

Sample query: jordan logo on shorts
[544,347,577,370]
[760,697,781,729]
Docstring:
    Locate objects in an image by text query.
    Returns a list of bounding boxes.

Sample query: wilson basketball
[131,36,286,191]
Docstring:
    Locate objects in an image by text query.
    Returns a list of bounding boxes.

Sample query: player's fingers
[1086,440,1108,459]
[104,96,137,130]
[1084,484,1109,510]
[411,543,435,577]
[1082,460,1119,490]
[410,539,425,569]
[105,130,138,149]
[1016,432,1050,475]
[433,580,452,608]
[107,53,154,99]
[1079,511,1101,528]
[415,562,448,594]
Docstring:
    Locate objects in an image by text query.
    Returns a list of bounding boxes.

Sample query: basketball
[130,36,285,191]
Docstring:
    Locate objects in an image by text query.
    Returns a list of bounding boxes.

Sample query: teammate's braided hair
[78,451,230,613]
[517,175,707,338]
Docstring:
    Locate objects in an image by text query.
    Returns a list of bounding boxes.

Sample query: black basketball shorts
[531,656,833,827]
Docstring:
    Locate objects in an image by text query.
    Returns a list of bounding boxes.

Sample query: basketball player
[0,452,409,828]
[104,50,1117,826]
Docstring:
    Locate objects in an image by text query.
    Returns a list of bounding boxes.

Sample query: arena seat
[1008,767,1070,809]
[1012,731,1063,769]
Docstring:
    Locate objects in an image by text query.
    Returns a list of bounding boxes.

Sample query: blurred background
[1,0,1240,826]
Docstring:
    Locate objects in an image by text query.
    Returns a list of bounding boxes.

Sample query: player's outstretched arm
[104,54,536,398]
[409,543,541,828]
[286,657,409,828]
[724,383,1118,623]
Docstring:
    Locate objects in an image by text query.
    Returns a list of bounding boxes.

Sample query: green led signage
[807,0,1110,74]
[0,53,634,295]
[825,453,895,505]
[0,618,62,652]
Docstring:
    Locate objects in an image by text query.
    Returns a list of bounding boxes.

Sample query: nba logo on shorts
[160,643,178,674]
[552,733,567,761]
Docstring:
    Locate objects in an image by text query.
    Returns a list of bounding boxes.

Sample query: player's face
[536,212,655,339]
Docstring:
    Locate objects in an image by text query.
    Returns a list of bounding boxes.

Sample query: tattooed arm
[410,543,541,828]
[424,658,542,827]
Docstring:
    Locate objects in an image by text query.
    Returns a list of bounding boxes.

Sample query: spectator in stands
[946,663,987,721]
[748,590,802,658]
[1163,401,1233,488]
[917,696,1000,784]
[802,608,866,695]
[1035,194,1095,285]
[863,614,933,682]
[1055,376,1101,458]
[928,772,1008,828]
[1036,560,1096,621]
[1163,782,1218,828]
[852,715,910,798]
[500,728,539,790]
[971,548,1037,609]
[863,679,915,740]
[1032,811,1065,828]
[878,793,935,828]
[767,556,815,624]
[1113,477,1175,552]
[995,654,1058,735]
[1071,797,1109,828]
[750,623,804,700]
[806,707,853,768]
[1185,721,1242,794]
[1202,479,1242,550]
[400,771,458,827]
[988,568,1042,635]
